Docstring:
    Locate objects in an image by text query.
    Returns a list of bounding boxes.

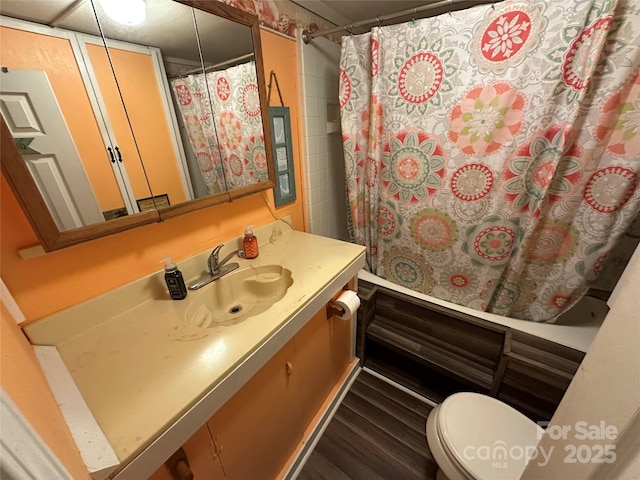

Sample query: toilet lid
[438,392,544,480]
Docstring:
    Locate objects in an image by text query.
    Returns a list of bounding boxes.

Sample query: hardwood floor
[297,370,438,480]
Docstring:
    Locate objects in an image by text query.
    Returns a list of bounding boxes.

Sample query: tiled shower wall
[297,31,349,240]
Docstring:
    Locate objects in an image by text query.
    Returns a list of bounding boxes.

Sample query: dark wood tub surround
[357,280,586,422]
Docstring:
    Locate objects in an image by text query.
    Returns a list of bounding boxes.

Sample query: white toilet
[426,392,544,480]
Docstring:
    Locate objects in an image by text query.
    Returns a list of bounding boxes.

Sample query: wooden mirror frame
[0,0,274,251]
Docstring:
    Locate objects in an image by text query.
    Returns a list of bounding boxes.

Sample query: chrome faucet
[188,244,245,290]
[208,244,244,275]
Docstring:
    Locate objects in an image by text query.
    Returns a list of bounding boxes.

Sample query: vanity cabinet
[148,282,354,480]
[206,339,298,480]
[146,426,226,480]
[358,280,585,422]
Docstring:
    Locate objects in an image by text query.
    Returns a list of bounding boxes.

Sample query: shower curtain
[171,61,268,195]
[340,0,640,321]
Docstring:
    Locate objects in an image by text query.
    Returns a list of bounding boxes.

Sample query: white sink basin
[185,265,293,327]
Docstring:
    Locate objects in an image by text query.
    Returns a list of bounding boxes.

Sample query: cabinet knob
[286,361,293,375]
[165,447,194,480]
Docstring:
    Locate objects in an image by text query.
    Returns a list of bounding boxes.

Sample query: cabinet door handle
[107,147,116,163]
[114,146,123,163]
[286,361,293,375]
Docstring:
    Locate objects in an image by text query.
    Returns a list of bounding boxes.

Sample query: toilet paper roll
[333,290,361,320]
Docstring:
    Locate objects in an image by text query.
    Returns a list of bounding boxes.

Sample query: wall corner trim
[1,278,26,324]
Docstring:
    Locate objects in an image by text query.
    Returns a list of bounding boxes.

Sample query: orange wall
[1,30,306,323]
[0,302,91,479]
[0,26,123,211]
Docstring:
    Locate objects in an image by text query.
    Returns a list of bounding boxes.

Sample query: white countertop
[25,223,365,478]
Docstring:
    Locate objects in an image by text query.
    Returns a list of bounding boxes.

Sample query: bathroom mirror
[0,0,274,250]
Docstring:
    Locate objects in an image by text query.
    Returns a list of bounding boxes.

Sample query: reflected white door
[0,69,104,230]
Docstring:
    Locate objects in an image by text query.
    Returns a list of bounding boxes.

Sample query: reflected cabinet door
[0,18,146,228]
[83,0,201,214]
[81,36,192,211]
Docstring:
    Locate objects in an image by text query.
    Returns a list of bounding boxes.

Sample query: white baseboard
[362,366,440,408]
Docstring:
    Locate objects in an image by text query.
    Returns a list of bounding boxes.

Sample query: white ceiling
[295,1,429,28]
[295,0,487,34]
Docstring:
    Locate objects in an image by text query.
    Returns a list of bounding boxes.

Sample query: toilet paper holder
[327,289,360,319]
[326,301,346,318]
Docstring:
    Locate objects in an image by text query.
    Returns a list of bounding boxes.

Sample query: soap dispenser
[243,225,259,259]
[163,257,187,300]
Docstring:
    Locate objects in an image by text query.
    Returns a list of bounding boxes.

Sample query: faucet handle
[211,244,223,260]
[208,244,224,274]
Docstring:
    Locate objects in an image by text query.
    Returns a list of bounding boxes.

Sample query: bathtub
[358,270,607,353]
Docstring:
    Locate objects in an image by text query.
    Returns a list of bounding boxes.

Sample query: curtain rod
[169,52,254,79]
[302,0,501,43]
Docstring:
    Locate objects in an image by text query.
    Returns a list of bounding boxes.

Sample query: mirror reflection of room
[0,0,266,231]
[169,8,267,196]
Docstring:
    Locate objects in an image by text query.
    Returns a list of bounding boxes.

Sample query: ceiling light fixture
[98,0,146,26]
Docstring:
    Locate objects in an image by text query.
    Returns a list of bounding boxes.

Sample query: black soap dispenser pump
[163,257,187,300]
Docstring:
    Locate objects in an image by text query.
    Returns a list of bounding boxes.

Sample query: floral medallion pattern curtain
[171,72,225,195]
[171,61,268,194]
[340,0,640,322]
